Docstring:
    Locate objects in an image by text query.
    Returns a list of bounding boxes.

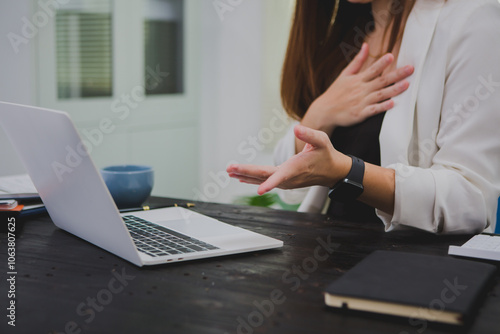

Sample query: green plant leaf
[235,193,278,207]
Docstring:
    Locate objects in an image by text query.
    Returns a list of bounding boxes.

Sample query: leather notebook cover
[324,250,496,325]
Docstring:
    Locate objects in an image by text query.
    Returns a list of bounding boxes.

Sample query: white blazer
[274,0,500,234]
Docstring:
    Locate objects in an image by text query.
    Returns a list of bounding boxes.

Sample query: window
[144,0,183,95]
[55,0,113,99]
[38,0,198,124]
[50,0,184,101]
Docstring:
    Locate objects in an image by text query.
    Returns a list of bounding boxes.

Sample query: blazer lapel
[379,0,444,166]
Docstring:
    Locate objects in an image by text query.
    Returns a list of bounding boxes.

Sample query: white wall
[198,0,293,204]
[199,0,262,204]
[261,0,294,147]
[0,0,34,175]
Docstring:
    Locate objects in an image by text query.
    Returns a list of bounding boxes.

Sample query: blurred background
[0,0,295,206]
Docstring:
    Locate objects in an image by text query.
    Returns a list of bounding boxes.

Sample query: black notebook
[324,250,496,325]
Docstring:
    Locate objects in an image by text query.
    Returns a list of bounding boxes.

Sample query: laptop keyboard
[123,215,219,257]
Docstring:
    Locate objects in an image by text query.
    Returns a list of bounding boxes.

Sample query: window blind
[144,0,183,95]
[56,0,113,99]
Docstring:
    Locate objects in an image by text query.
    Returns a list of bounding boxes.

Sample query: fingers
[366,80,410,106]
[363,99,395,117]
[227,164,285,195]
[355,79,409,118]
[257,167,289,195]
[257,152,312,194]
[227,164,277,182]
[229,173,264,185]
[370,65,414,90]
[342,43,369,75]
[361,53,394,82]
[293,125,330,150]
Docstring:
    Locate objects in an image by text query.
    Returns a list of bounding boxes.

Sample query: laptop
[0,101,283,266]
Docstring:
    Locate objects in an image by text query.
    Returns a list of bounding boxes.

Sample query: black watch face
[329,180,364,203]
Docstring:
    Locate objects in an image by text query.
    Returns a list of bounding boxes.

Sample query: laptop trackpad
[134,207,247,240]
[158,216,242,239]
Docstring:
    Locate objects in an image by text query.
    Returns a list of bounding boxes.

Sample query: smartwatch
[328,155,365,203]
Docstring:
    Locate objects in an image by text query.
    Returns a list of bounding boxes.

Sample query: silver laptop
[0,101,283,266]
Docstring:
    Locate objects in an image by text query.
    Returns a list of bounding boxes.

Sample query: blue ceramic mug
[100,165,154,209]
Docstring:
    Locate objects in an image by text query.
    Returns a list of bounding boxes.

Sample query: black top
[327,112,385,222]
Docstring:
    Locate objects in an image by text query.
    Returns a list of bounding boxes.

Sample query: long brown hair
[281,0,415,120]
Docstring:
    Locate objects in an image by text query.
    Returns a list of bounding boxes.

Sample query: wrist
[328,153,352,188]
[302,100,336,135]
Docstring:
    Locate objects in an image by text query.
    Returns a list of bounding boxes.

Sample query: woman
[227,0,500,234]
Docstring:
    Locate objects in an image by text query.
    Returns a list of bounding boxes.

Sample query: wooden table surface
[1,197,499,334]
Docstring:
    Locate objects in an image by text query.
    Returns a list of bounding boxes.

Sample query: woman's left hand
[227,125,351,195]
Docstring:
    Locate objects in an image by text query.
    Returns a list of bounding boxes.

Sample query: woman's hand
[298,43,414,152]
[227,125,351,195]
[228,124,397,214]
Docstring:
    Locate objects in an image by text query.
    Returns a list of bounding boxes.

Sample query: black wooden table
[1,197,499,334]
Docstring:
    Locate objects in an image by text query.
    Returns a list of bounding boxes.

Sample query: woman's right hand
[297,43,414,152]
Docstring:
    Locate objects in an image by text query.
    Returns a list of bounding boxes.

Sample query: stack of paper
[0,174,39,200]
[0,174,45,218]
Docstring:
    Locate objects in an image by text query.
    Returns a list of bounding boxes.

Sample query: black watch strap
[345,155,365,185]
[328,155,365,203]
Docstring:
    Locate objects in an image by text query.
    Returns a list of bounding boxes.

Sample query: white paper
[0,174,38,194]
